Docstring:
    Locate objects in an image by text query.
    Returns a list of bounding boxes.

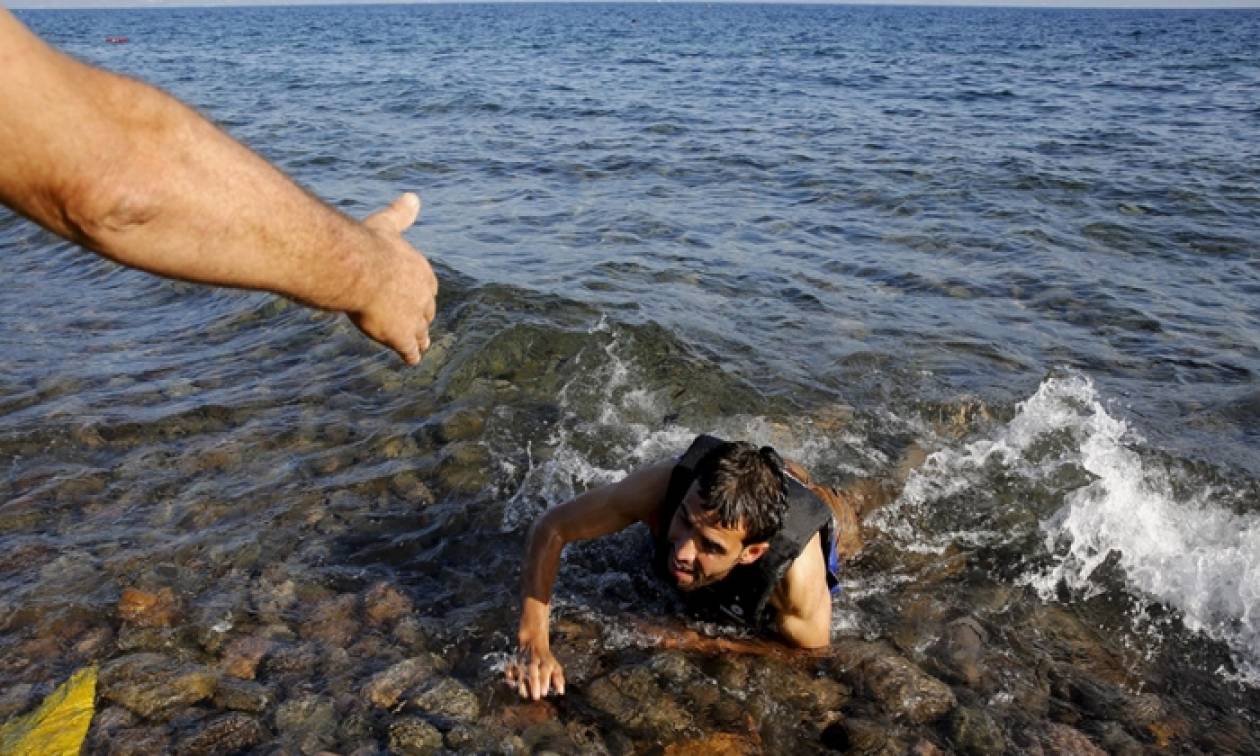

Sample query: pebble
[261,641,320,678]
[274,693,336,740]
[220,636,274,680]
[409,676,481,723]
[213,677,272,713]
[300,593,360,647]
[949,706,1006,755]
[1041,723,1106,756]
[102,726,172,756]
[388,716,443,755]
[663,733,760,755]
[363,581,414,627]
[362,655,442,709]
[98,653,218,721]
[118,587,182,628]
[173,712,266,756]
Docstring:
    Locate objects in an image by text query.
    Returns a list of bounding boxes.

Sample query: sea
[3,3,1259,751]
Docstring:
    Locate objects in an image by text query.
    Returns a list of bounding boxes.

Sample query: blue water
[4,3,1260,751]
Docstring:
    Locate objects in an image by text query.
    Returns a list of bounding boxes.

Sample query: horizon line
[11,0,1260,10]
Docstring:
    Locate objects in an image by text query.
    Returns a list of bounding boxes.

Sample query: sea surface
[3,3,1259,752]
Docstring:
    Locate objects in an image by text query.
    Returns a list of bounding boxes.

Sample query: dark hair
[692,442,787,544]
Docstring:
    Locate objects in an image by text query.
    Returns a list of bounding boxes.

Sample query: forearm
[0,14,378,313]
[518,515,565,644]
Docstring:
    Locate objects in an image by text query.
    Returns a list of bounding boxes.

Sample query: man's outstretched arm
[508,461,673,700]
[0,9,437,363]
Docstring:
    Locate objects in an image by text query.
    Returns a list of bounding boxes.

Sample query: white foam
[887,371,1260,685]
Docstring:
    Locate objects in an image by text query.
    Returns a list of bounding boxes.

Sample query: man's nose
[674,537,697,564]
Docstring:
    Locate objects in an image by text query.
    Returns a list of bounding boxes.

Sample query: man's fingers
[386,192,421,232]
[528,664,543,701]
[552,667,566,696]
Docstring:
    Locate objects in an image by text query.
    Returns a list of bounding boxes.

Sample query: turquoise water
[3,3,1259,751]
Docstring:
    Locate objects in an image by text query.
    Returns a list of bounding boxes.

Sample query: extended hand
[505,639,566,701]
[349,193,439,365]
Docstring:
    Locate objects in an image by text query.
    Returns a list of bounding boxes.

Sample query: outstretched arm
[508,461,673,700]
[0,10,437,363]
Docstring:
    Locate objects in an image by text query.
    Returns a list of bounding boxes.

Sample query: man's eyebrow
[701,536,726,554]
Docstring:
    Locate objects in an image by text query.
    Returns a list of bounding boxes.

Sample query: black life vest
[652,434,838,629]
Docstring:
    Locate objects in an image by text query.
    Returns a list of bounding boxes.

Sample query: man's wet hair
[693,441,788,544]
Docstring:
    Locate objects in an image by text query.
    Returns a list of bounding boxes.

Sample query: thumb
[378,192,421,232]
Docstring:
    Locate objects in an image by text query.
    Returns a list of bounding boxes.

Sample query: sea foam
[894,371,1260,684]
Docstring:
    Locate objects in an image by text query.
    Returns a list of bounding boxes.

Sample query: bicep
[774,535,833,649]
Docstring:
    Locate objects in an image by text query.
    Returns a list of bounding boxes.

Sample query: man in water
[0,8,437,364]
[506,434,893,701]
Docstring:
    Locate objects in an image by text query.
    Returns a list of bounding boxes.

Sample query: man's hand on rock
[506,637,565,701]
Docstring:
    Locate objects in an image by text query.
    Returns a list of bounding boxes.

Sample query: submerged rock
[300,593,360,647]
[274,693,336,740]
[99,653,218,721]
[219,636,274,680]
[1041,722,1105,755]
[117,587,182,628]
[101,726,172,755]
[585,662,693,739]
[409,676,481,723]
[173,712,266,756]
[363,581,414,628]
[830,639,956,724]
[362,655,442,709]
[212,677,272,713]
[388,716,443,755]
[663,732,760,755]
[949,706,1006,755]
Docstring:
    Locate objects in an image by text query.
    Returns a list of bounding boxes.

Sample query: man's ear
[738,541,769,565]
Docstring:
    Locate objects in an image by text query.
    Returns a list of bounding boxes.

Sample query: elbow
[60,173,160,252]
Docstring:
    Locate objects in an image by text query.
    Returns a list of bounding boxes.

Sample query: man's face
[665,482,769,591]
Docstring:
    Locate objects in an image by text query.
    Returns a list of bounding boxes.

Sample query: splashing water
[890,371,1260,685]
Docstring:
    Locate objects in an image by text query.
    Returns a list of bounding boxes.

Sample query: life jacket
[652,434,839,629]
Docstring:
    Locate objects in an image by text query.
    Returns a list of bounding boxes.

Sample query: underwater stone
[118,587,182,628]
[585,663,693,739]
[363,581,414,627]
[1041,723,1105,755]
[408,676,481,723]
[436,406,487,443]
[261,641,321,679]
[220,636,274,680]
[362,655,442,709]
[173,712,266,756]
[212,677,272,713]
[300,593,360,647]
[99,653,218,721]
[274,693,336,739]
[101,726,172,755]
[830,639,956,724]
[949,706,1006,756]
[388,716,443,755]
[663,733,760,756]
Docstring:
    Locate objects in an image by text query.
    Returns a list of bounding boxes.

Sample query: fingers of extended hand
[369,192,420,233]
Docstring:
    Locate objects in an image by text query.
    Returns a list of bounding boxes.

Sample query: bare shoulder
[769,532,833,648]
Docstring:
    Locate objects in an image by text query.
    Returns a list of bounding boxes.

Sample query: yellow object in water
[0,665,97,756]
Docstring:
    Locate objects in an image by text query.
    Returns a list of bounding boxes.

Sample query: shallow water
[3,3,1260,753]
